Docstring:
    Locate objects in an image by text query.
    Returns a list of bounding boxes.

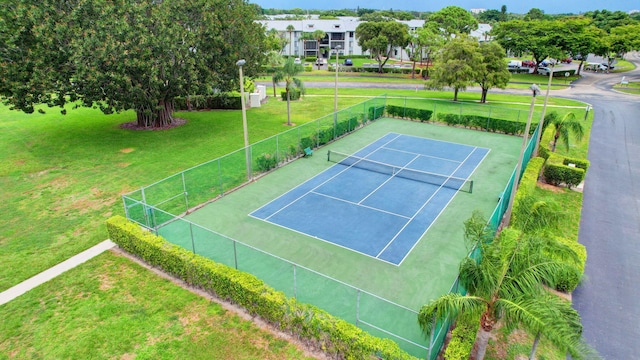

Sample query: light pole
[334,45,341,119]
[236,59,251,181]
[533,64,554,156]
[504,84,541,227]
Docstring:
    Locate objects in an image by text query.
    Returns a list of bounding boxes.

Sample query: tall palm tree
[543,111,585,152]
[300,32,314,58]
[265,51,284,97]
[312,29,326,68]
[418,226,593,359]
[286,24,295,56]
[273,57,305,126]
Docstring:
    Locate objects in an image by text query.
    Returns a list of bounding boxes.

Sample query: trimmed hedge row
[174,94,242,110]
[551,236,587,292]
[368,106,385,121]
[281,89,302,101]
[538,129,589,189]
[106,216,417,360]
[443,316,479,360]
[512,157,545,219]
[386,105,433,122]
[436,113,532,135]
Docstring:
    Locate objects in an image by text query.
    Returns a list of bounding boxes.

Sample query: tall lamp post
[504,84,541,227]
[333,45,341,129]
[533,65,554,156]
[236,59,251,181]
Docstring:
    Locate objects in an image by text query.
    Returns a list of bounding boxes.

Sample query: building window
[349,32,354,38]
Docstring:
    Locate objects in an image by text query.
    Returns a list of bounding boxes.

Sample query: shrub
[444,316,479,360]
[105,216,417,360]
[367,106,385,121]
[174,94,242,110]
[386,105,432,122]
[435,113,530,135]
[543,152,585,188]
[281,89,301,101]
[299,136,315,150]
[256,153,278,172]
[551,236,587,292]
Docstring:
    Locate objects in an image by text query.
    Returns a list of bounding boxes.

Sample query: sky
[250,0,639,15]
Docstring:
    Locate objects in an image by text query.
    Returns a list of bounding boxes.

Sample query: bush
[444,316,479,360]
[281,89,301,101]
[367,106,385,121]
[551,236,587,292]
[256,153,278,172]
[386,105,433,122]
[543,152,586,188]
[436,113,530,135]
[174,94,242,110]
[105,216,417,360]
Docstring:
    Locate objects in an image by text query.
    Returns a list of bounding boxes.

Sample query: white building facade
[260,18,492,60]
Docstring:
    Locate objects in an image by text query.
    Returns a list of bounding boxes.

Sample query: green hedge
[551,236,587,292]
[513,157,545,214]
[281,89,301,101]
[443,316,479,360]
[367,106,385,121]
[106,216,417,360]
[174,94,242,110]
[436,113,530,135]
[543,152,586,189]
[386,105,433,122]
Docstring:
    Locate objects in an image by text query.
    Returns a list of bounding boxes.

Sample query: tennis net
[327,150,473,193]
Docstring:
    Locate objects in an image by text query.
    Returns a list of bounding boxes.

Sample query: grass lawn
[0,87,592,358]
[611,59,636,73]
[613,81,640,95]
[0,251,315,359]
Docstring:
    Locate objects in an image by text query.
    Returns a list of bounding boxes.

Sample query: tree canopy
[355,21,410,72]
[0,0,266,127]
[427,35,481,101]
[426,6,478,37]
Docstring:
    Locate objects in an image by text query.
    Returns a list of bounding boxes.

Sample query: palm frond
[417,293,486,334]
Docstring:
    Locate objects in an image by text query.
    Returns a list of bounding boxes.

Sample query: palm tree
[543,111,585,152]
[273,57,305,126]
[300,32,314,58]
[418,220,592,359]
[286,24,295,56]
[265,51,284,97]
[312,30,326,69]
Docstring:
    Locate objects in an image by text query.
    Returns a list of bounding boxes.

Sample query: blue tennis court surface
[250,133,489,265]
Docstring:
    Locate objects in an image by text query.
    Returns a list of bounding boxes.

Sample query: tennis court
[251,133,489,265]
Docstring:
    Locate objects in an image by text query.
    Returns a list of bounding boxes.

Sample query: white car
[293,57,302,65]
[537,67,552,75]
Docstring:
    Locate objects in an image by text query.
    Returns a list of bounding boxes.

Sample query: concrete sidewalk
[0,239,116,306]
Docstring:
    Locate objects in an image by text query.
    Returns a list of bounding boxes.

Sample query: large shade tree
[355,21,410,73]
[492,19,566,70]
[0,0,266,128]
[476,41,511,103]
[427,35,481,101]
[426,5,478,37]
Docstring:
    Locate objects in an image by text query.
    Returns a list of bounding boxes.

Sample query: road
[561,52,640,360]
[286,55,640,359]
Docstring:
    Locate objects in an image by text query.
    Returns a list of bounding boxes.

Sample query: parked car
[537,67,552,75]
[294,57,301,65]
[560,58,573,64]
[540,59,556,67]
[522,60,535,67]
[344,58,353,66]
[601,63,614,70]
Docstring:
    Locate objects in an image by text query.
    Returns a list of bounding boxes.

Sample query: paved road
[563,52,640,360]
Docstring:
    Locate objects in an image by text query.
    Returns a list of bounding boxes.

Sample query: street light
[334,45,341,117]
[504,84,541,227]
[533,64,555,156]
[236,59,251,181]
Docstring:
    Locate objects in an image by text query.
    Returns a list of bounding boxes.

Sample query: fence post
[218,158,223,196]
[293,264,297,298]
[233,240,238,270]
[182,172,189,213]
[427,315,437,360]
[356,289,361,327]
[189,222,196,253]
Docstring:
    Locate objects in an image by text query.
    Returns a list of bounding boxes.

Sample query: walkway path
[0,240,115,306]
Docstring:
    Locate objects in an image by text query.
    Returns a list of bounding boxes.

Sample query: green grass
[613,81,640,95]
[0,252,314,359]
[611,59,636,73]
[0,87,593,358]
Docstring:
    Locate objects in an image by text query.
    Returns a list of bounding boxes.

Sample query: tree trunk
[481,88,488,103]
[272,77,277,97]
[286,88,292,126]
[577,60,584,76]
[411,60,416,79]
[552,131,559,152]
[453,88,459,102]
[136,99,174,128]
[473,327,492,360]
[529,331,541,360]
